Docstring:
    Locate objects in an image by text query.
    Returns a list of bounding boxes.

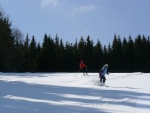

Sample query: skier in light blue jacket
[99,64,109,83]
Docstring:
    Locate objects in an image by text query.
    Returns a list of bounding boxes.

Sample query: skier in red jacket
[79,60,88,75]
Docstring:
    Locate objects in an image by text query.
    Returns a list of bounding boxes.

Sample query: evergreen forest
[0,7,150,73]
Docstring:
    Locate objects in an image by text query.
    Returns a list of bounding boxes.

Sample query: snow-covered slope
[0,72,150,113]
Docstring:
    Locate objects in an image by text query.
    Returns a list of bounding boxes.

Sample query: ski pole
[86,65,89,75]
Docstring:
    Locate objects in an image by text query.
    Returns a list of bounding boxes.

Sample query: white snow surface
[0,72,150,113]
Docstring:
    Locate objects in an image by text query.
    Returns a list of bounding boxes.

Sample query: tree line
[0,7,150,73]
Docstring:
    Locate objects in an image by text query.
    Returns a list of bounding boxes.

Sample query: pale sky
[0,0,150,46]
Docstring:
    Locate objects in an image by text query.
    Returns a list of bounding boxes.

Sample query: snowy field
[0,72,150,113]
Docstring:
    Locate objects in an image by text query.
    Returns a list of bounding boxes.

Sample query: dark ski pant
[100,75,106,83]
[80,67,87,75]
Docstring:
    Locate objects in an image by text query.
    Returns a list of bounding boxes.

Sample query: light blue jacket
[100,65,108,77]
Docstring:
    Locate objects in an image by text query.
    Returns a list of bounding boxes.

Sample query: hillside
[0,72,150,113]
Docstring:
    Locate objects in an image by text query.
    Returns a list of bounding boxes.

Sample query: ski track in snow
[0,72,150,113]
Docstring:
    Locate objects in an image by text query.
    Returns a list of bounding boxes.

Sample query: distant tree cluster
[0,7,150,72]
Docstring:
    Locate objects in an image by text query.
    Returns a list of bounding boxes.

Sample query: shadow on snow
[0,80,150,113]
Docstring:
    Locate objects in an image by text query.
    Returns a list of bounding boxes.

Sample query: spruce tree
[93,40,103,72]
[0,9,15,71]
[29,36,37,72]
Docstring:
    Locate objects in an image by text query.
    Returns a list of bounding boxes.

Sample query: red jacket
[80,61,86,69]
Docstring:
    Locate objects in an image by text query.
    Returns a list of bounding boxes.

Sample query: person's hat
[105,64,108,67]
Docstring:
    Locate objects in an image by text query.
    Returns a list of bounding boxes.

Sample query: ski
[99,82,112,87]
[83,73,89,76]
